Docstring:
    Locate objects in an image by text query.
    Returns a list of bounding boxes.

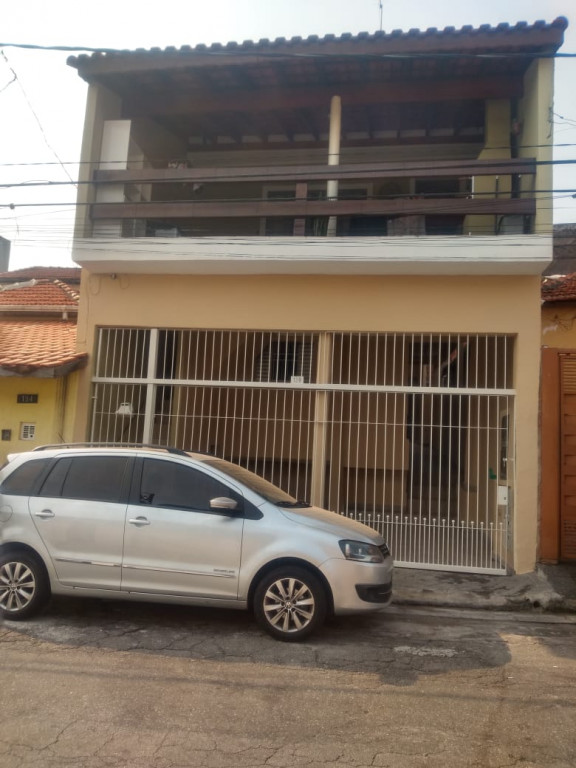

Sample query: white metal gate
[90,328,514,573]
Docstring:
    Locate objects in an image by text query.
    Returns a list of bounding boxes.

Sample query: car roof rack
[31,442,191,457]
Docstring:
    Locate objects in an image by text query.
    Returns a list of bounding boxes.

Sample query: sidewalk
[392,562,576,613]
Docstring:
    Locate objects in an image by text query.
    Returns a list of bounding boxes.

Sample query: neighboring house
[543,224,576,276]
[0,266,81,288]
[541,267,576,564]
[67,18,567,574]
[0,276,87,463]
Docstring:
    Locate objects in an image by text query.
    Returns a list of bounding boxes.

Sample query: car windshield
[199,457,308,506]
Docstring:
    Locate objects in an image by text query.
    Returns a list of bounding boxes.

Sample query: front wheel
[0,552,50,621]
[254,567,327,642]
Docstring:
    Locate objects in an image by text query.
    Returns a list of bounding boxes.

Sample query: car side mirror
[209,496,239,513]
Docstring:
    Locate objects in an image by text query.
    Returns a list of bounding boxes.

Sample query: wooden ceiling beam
[123,75,523,118]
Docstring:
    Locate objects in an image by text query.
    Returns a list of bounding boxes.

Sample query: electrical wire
[0,50,77,188]
[2,141,576,169]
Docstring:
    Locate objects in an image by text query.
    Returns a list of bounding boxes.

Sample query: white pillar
[93,119,131,238]
[310,333,333,507]
[326,96,341,237]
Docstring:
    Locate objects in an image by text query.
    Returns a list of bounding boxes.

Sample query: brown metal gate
[560,354,576,560]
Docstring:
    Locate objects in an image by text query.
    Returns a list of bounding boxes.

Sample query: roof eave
[67,17,568,79]
[0,355,88,378]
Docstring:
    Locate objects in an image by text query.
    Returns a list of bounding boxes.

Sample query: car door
[28,454,132,590]
[121,457,244,600]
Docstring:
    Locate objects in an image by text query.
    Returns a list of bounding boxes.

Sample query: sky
[0,0,574,270]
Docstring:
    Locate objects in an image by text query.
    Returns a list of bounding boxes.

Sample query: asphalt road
[1,597,575,768]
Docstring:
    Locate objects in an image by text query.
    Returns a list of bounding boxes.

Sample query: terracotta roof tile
[542,273,576,303]
[0,319,87,375]
[0,279,79,308]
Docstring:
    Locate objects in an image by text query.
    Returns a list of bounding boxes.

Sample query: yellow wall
[519,59,555,234]
[465,99,512,237]
[73,271,542,572]
[0,371,80,464]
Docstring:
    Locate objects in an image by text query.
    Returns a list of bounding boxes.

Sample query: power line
[1,142,576,170]
[3,189,576,209]
[0,50,77,189]
[2,158,576,189]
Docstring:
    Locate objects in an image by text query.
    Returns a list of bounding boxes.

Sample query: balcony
[91,156,535,236]
[73,156,550,276]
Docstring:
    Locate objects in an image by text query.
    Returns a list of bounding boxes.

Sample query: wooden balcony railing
[90,158,536,235]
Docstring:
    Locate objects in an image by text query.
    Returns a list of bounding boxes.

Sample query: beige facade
[73,272,542,573]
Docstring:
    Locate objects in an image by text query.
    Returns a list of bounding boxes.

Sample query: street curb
[392,595,576,614]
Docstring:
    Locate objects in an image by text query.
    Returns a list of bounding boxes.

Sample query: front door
[121,458,244,599]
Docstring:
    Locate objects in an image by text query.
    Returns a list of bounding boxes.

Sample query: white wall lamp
[115,402,134,417]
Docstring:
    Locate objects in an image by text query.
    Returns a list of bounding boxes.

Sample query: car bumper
[320,555,393,614]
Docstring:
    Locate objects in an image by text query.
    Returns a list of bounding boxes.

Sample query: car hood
[278,505,384,544]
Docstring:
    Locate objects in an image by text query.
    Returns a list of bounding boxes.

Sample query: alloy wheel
[0,561,36,613]
[262,576,316,633]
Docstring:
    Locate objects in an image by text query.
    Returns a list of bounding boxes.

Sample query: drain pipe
[326,95,342,237]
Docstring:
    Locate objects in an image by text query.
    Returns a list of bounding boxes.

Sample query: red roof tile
[542,273,576,303]
[0,319,87,375]
[0,279,79,309]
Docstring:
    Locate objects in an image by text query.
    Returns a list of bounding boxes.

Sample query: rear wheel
[0,552,50,621]
[254,567,327,642]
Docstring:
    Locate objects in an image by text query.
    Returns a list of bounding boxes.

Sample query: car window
[38,456,130,503]
[200,457,299,505]
[0,458,51,495]
[139,459,239,512]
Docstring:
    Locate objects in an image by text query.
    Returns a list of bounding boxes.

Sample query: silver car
[0,446,393,641]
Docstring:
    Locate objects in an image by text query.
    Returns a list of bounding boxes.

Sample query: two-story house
[67,18,567,574]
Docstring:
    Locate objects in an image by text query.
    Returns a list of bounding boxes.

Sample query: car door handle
[128,516,151,526]
[35,509,55,519]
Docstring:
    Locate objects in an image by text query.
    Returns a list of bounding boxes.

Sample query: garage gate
[90,328,514,573]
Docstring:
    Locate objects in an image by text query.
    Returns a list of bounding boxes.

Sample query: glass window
[0,458,50,495]
[39,456,129,503]
[38,458,71,497]
[200,458,297,505]
[256,340,314,383]
[140,459,238,512]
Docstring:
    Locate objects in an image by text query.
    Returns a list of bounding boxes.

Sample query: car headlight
[339,539,385,563]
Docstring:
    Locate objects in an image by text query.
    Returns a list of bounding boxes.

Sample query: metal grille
[90,328,514,573]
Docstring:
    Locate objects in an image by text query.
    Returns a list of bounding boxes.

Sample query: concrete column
[93,119,132,238]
